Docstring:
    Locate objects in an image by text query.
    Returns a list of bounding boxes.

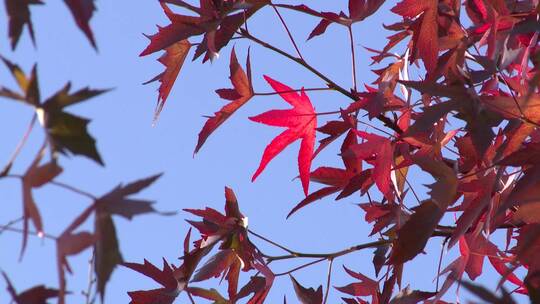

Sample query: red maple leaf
[250,76,317,195]
[335,266,379,304]
[195,48,253,153]
[391,0,439,73]
[122,259,180,304]
[288,130,374,217]
[350,130,394,200]
[144,38,191,120]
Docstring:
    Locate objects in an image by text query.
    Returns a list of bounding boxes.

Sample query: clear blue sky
[0,1,524,303]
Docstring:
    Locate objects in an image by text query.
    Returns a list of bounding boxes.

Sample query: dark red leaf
[195,48,253,153]
[122,259,180,304]
[389,200,444,264]
[290,275,323,304]
[392,0,439,72]
[144,39,191,120]
[2,272,60,304]
[63,0,97,48]
[5,0,43,49]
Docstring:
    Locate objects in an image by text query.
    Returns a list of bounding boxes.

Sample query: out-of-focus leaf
[5,0,43,49]
[63,0,98,48]
[290,275,323,304]
[2,271,60,304]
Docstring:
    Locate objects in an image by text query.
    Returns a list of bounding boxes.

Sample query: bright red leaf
[250,76,317,195]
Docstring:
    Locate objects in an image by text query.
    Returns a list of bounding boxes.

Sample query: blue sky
[0,1,526,303]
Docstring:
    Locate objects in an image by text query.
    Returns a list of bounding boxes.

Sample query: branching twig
[0,217,23,235]
[270,4,304,61]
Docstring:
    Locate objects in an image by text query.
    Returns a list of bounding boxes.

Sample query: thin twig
[238,29,403,134]
[187,292,197,304]
[323,258,334,304]
[266,239,391,261]
[435,239,445,291]
[48,180,97,200]
[271,4,304,61]
[254,87,332,96]
[356,119,396,138]
[84,249,96,304]
[4,174,97,200]
[1,114,37,176]
[274,258,326,276]
[0,217,23,235]
[347,26,357,92]
[248,229,296,254]
[0,225,57,240]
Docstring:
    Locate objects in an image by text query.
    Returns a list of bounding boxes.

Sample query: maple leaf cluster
[123,187,276,304]
[2,0,540,303]
[130,0,540,302]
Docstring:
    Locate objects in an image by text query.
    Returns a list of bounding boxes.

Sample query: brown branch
[266,239,391,261]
